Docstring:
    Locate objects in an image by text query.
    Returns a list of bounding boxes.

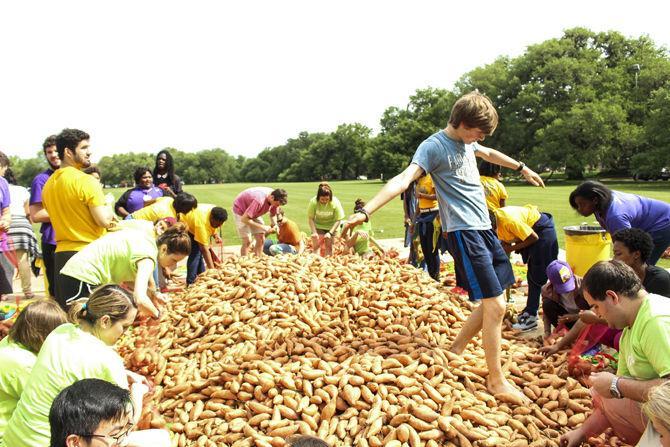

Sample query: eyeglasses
[79,422,133,446]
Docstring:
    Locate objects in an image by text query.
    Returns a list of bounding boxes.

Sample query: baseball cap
[546,260,576,294]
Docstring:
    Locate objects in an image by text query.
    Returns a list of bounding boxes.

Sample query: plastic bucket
[564,225,612,276]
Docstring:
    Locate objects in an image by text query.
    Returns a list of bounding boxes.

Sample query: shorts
[233,213,265,238]
[446,229,515,301]
[56,273,95,310]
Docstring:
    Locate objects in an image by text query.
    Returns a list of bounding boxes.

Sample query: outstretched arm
[476,146,545,187]
[345,164,424,229]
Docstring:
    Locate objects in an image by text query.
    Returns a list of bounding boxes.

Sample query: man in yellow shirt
[491,204,558,331]
[42,129,115,307]
[128,193,197,222]
[181,204,228,285]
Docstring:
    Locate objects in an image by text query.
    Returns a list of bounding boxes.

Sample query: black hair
[612,228,654,264]
[271,188,288,205]
[4,168,18,185]
[153,149,176,186]
[478,160,501,177]
[173,192,198,215]
[42,135,57,152]
[0,151,9,169]
[583,260,642,301]
[568,181,613,214]
[49,378,131,447]
[211,207,228,223]
[133,166,152,185]
[354,198,365,213]
[55,129,90,161]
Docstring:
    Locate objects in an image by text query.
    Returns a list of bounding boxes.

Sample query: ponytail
[156,221,191,255]
[68,285,136,326]
[316,182,332,200]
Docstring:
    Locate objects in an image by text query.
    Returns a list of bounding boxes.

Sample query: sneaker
[513,313,538,331]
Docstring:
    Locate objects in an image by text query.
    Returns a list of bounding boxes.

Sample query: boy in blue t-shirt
[345,91,544,401]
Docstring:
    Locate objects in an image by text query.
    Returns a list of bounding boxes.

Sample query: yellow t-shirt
[416,175,438,210]
[493,205,541,243]
[182,204,217,247]
[480,175,508,210]
[130,197,175,222]
[42,167,106,252]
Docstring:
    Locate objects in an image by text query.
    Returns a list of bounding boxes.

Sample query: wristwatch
[610,376,622,398]
[515,161,526,172]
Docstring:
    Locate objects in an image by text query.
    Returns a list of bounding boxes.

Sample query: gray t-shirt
[411,131,490,232]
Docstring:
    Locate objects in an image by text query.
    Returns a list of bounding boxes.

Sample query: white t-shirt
[7,185,29,217]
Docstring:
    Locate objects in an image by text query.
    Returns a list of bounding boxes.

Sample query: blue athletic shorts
[446,229,515,301]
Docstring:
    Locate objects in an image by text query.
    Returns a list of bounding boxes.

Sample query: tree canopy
[8,28,670,186]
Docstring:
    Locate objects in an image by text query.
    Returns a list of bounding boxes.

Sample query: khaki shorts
[234,213,266,238]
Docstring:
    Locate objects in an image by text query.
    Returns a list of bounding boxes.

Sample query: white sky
[1,0,668,161]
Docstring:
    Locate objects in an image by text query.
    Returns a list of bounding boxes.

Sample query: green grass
[101,179,670,268]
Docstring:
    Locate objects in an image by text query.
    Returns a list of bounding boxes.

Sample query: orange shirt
[278,218,302,248]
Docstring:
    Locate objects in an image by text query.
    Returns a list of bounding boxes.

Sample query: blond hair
[8,300,68,353]
[68,285,136,326]
[642,381,670,432]
[448,90,499,135]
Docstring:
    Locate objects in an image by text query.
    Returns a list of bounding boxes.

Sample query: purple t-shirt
[122,186,164,214]
[232,187,277,219]
[30,169,56,246]
[0,176,9,247]
[595,190,670,234]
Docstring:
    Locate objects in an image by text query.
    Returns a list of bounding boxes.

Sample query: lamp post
[631,64,641,88]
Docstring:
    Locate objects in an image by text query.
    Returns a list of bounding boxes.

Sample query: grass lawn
[103,179,670,268]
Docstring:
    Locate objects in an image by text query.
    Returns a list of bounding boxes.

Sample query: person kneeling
[49,378,170,447]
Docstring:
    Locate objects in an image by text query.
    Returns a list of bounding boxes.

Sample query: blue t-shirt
[30,169,56,246]
[411,131,490,232]
[595,191,670,234]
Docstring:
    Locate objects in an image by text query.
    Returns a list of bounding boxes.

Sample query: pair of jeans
[186,234,205,285]
[648,224,670,265]
[41,242,57,297]
[519,213,558,316]
[263,239,296,256]
[416,210,441,281]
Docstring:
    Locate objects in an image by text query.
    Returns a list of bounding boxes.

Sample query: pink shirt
[233,187,277,219]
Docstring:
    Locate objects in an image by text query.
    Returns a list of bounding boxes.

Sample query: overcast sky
[1,0,668,161]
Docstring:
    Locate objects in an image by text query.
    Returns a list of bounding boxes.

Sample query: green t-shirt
[617,294,670,380]
[3,324,127,447]
[352,221,373,254]
[0,338,36,438]
[60,228,157,285]
[307,196,345,230]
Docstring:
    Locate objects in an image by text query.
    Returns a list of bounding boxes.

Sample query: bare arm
[200,243,215,269]
[346,164,424,229]
[0,207,10,232]
[241,213,269,232]
[29,203,50,223]
[476,146,545,187]
[133,258,160,318]
[618,377,669,402]
[308,217,318,235]
[510,231,539,252]
[296,239,305,255]
[89,204,115,229]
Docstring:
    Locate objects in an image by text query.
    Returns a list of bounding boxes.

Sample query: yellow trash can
[564,225,612,277]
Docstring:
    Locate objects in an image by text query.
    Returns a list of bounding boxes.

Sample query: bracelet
[515,162,525,172]
[358,208,370,222]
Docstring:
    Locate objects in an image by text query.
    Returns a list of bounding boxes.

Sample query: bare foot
[487,379,528,403]
[448,343,466,356]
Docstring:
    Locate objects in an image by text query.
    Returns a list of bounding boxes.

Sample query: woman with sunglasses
[3,285,169,447]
